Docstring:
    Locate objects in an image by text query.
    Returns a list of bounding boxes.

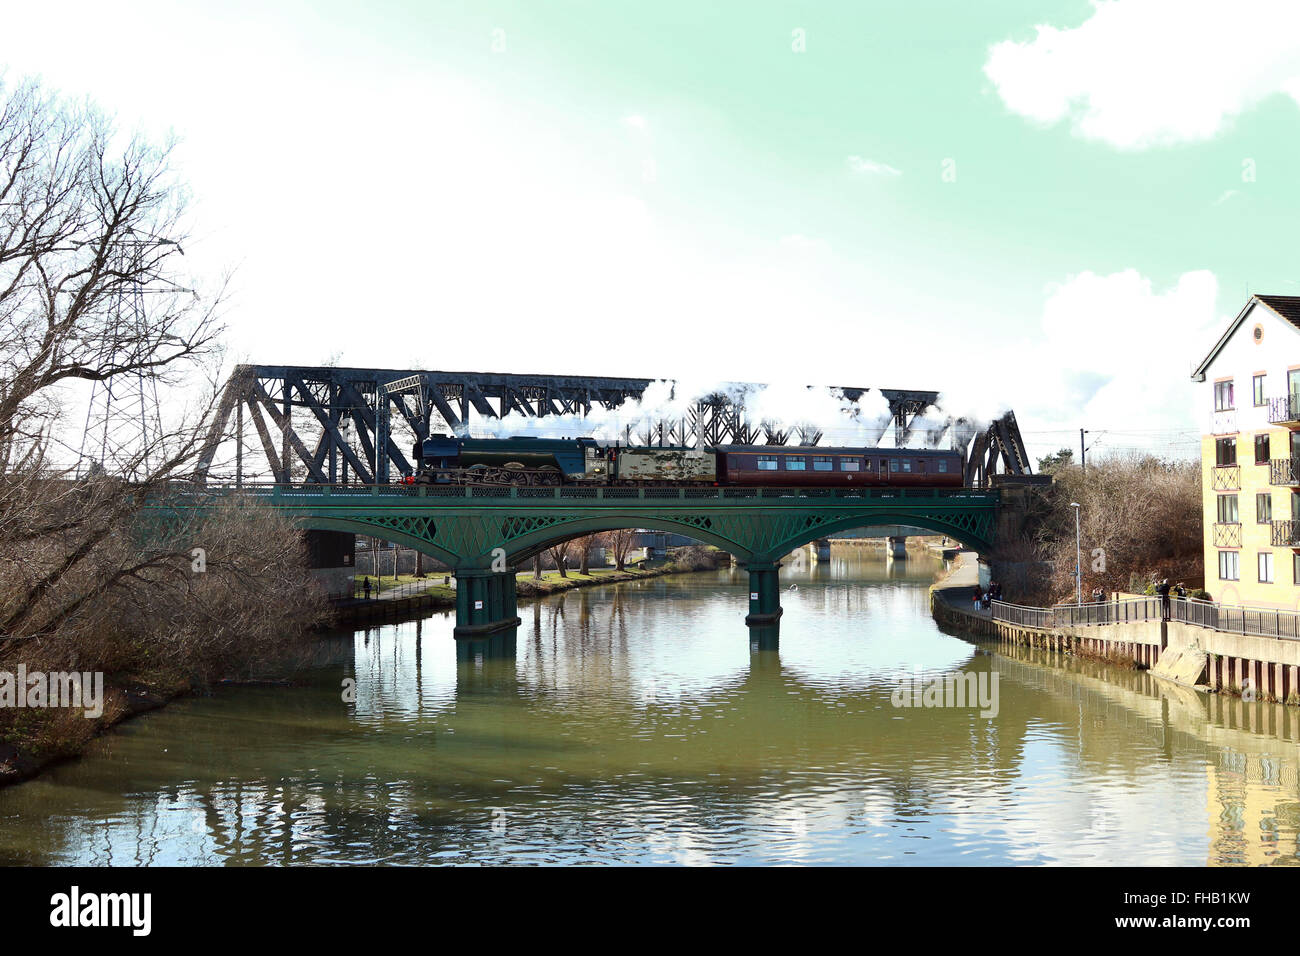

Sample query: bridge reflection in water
[0,553,1297,866]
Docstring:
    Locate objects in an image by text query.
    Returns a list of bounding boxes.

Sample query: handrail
[990,597,1162,628]
[989,594,1300,641]
[156,481,999,503]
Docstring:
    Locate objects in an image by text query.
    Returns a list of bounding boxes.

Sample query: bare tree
[0,76,321,744]
[547,539,579,578]
[0,78,222,477]
[606,528,637,571]
[1035,454,1202,602]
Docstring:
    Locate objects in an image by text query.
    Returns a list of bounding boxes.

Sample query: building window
[1256,433,1271,464]
[839,458,860,472]
[756,455,778,471]
[1217,494,1239,524]
[784,457,806,471]
[1258,493,1273,523]
[1254,374,1267,407]
[1214,380,1235,411]
[1216,438,1236,466]
[1259,551,1275,583]
[1294,552,1300,585]
[812,456,833,471]
[1219,550,1240,581]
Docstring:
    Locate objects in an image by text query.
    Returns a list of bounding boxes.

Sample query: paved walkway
[934,551,990,618]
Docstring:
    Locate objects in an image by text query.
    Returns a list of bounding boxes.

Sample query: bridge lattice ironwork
[193,364,1032,488]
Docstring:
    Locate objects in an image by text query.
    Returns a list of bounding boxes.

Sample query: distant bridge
[193,364,1033,489]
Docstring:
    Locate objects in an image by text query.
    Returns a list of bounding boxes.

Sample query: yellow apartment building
[1193,295,1300,608]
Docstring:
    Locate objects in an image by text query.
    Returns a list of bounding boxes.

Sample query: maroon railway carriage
[713,445,963,488]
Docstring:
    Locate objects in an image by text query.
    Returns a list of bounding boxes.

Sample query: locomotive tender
[412,436,963,489]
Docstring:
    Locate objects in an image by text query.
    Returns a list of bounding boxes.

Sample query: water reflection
[0,549,1296,865]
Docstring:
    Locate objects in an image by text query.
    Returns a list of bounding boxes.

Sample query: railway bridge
[135,363,1044,640]
[161,481,1004,637]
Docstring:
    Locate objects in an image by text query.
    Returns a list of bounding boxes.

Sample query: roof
[716,445,958,456]
[1191,295,1300,381]
[1256,295,1300,328]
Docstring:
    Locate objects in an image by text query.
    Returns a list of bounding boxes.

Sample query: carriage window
[901,460,912,473]
[839,458,860,472]
[889,459,900,473]
[915,460,925,474]
[937,460,948,473]
[757,456,778,471]
[812,456,833,471]
[785,457,807,471]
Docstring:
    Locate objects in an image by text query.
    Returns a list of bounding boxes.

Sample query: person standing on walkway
[972,585,983,612]
[1156,578,1171,620]
[363,577,372,600]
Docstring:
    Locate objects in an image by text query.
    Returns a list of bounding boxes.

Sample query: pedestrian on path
[363,577,372,600]
[1156,578,1171,620]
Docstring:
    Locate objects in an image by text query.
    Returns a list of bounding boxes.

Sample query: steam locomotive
[411,436,964,488]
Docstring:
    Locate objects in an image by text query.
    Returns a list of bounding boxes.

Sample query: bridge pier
[887,536,907,559]
[813,539,831,563]
[745,562,783,626]
[748,622,780,653]
[453,569,521,639]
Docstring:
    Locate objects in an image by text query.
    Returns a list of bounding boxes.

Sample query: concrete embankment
[931,552,1300,705]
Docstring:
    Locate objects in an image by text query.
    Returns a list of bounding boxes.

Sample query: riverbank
[929,552,1150,670]
[0,675,184,788]
[931,553,1300,703]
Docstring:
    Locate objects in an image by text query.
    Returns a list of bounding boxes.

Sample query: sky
[6,0,1300,462]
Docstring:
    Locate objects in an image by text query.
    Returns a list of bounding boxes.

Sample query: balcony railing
[1269,395,1300,425]
[1209,409,1238,434]
[1270,457,1300,485]
[1272,519,1300,547]
[1213,522,1242,547]
[1211,465,1240,490]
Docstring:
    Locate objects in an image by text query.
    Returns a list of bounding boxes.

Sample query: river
[0,548,1297,865]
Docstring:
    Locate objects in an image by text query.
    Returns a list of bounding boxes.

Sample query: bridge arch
[760,512,993,561]
[501,515,756,566]
[292,515,465,568]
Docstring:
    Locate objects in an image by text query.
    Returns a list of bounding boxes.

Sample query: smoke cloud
[462,380,968,448]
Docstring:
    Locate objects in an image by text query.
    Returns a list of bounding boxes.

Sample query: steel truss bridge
[194,365,1033,489]
[157,481,1000,638]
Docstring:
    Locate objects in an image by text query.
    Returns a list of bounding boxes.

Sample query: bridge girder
[194,365,1031,489]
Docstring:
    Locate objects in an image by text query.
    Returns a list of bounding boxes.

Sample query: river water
[1,549,1297,866]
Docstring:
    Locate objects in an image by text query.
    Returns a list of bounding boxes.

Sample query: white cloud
[845,155,901,176]
[622,114,648,131]
[985,0,1300,149]
[951,268,1221,461]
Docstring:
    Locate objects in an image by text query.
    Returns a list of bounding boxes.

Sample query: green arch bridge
[165,482,1003,637]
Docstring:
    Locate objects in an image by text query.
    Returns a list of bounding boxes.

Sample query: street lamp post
[1070,502,1082,605]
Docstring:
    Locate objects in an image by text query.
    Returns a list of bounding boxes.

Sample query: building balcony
[1269,396,1300,426]
[1213,522,1242,547]
[1270,457,1300,485]
[1209,409,1238,434]
[1272,519,1300,548]
[1211,465,1240,490]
